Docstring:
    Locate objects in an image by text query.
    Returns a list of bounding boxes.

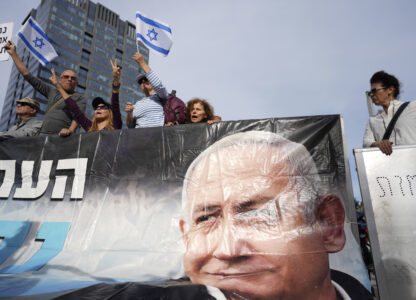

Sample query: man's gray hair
[182,131,322,225]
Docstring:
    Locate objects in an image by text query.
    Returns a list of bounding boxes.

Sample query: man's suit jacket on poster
[54,270,372,300]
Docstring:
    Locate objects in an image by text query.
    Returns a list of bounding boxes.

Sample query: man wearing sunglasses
[0,97,42,141]
[5,40,86,137]
[363,71,416,155]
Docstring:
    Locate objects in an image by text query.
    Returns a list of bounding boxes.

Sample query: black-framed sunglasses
[95,105,109,111]
[366,87,385,96]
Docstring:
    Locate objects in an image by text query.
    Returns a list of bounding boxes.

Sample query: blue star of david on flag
[17,17,58,66]
[136,11,173,57]
[147,28,158,41]
[33,37,45,49]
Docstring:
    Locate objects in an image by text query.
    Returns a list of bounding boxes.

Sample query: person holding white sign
[363,71,416,155]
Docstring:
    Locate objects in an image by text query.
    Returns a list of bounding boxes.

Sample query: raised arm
[49,69,92,132]
[132,52,168,100]
[49,69,70,99]
[110,59,122,129]
[4,40,29,75]
[132,52,151,74]
[5,40,51,97]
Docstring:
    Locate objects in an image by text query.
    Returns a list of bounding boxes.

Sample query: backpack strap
[35,97,66,135]
[382,101,410,140]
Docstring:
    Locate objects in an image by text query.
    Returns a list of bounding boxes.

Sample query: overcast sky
[1,0,416,200]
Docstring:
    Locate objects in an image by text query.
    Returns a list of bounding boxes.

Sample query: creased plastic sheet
[0,116,370,299]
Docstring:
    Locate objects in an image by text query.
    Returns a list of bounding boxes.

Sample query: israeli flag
[136,11,173,57]
[17,17,57,66]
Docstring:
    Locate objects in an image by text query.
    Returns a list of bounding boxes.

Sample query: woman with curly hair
[186,98,221,124]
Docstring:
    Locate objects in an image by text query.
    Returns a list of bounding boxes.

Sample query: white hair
[181,131,322,225]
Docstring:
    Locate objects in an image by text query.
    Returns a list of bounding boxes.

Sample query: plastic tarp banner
[0,116,371,299]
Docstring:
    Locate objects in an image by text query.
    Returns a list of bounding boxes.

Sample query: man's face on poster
[180,143,342,300]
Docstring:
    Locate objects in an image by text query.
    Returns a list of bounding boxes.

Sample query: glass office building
[0,0,149,131]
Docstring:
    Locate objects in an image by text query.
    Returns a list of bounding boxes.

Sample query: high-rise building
[0,0,149,131]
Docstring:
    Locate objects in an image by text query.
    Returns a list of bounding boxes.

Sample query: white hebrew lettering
[14,161,53,199]
[0,160,16,198]
[51,158,88,199]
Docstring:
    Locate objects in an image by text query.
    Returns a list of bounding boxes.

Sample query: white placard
[355,145,416,299]
[0,22,14,61]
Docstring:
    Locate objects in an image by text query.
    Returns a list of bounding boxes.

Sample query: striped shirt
[132,70,168,128]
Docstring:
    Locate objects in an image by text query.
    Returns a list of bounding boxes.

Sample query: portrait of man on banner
[180,131,372,300]
[52,129,372,300]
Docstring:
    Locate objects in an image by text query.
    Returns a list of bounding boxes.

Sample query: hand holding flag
[136,11,173,57]
[17,16,57,66]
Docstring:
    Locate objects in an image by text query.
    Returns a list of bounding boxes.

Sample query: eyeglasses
[95,105,109,111]
[366,87,385,96]
[61,75,77,81]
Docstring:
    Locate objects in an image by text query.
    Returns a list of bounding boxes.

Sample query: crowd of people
[2,39,416,156]
[0,39,221,140]
[2,38,413,300]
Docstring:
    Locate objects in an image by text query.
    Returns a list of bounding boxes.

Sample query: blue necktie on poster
[136,11,173,57]
[17,17,58,66]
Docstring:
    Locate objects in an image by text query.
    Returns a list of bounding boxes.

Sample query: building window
[81,49,90,66]
[86,18,94,33]
[79,67,88,86]
[84,33,93,49]
[115,49,123,64]
[76,85,86,94]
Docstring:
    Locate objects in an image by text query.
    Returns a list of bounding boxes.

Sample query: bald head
[182,131,321,225]
[59,70,77,93]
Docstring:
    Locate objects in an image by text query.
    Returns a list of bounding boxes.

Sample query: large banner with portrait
[0,116,371,299]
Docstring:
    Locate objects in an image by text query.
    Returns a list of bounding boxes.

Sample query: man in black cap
[0,97,42,140]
